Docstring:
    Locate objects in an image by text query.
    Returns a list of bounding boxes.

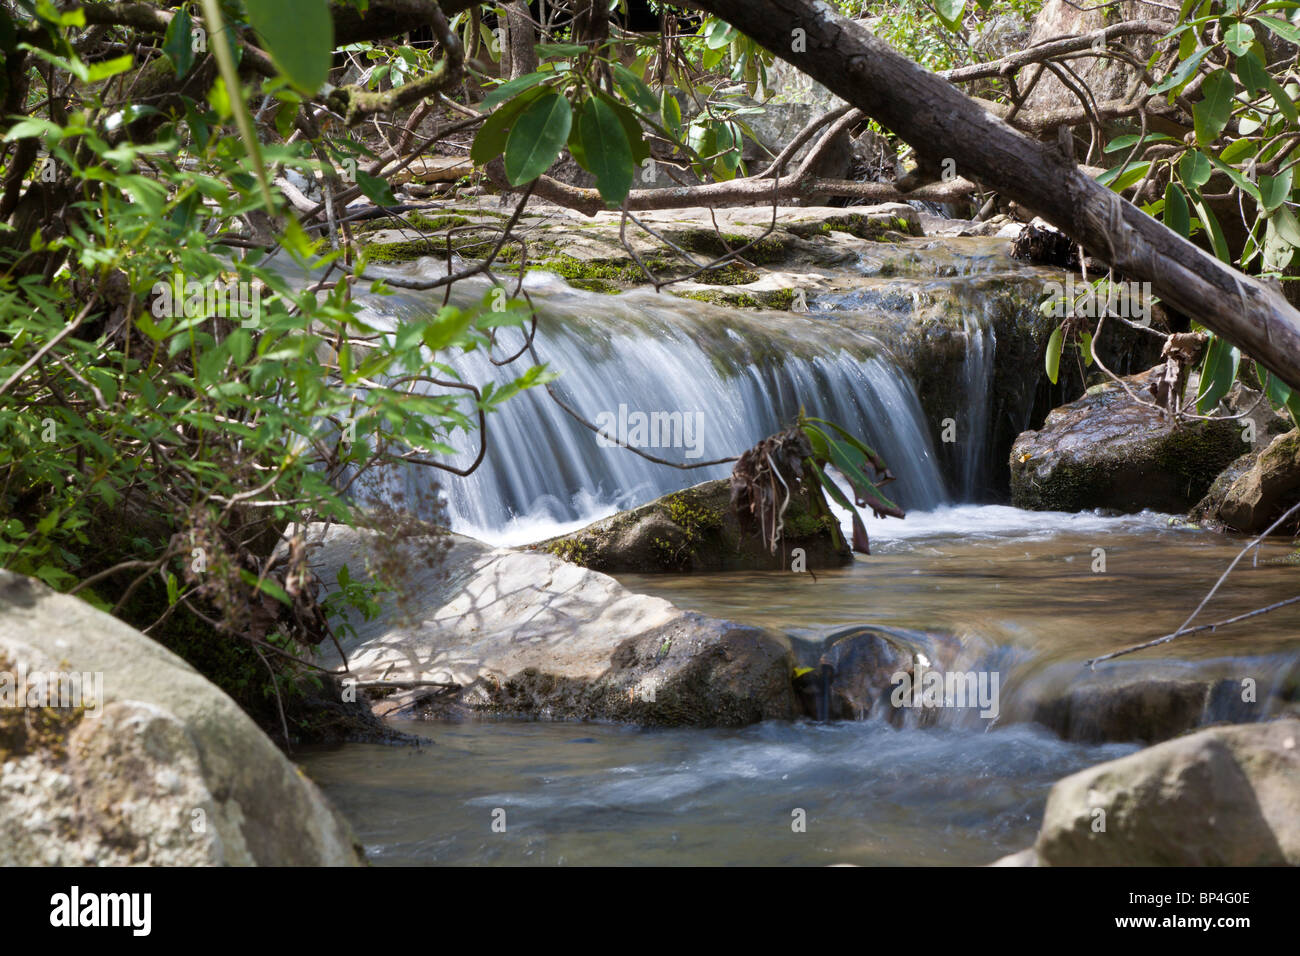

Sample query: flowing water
[297,237,1300,866]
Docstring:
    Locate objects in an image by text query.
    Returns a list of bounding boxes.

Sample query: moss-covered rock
[532,478,850,573]
[1010,367,1246,513]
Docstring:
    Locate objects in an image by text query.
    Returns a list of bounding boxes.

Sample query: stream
[295,234,1300,866]
[299,506,1300,865]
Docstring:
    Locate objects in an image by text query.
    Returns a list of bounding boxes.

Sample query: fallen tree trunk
[676,0,1300,393]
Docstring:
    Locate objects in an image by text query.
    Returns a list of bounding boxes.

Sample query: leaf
[1193,69,1235,144]
[1045,324,1064,384]
[612,63,659,115]
[503,92,571,186]
[1223,21,1255,57]
[1080,330,1095,367]
[1164,181,1191,237]
[244,0,333,93]
[577,96,635,206]
[1190,188,1231,260]
[1261,168,1292,212]
[482,70,551,111]
[1150,45,1214,94]
[662,92,682,138]
[470,84,547,166]
[354,168,398,206]
[87,53,135,83]
[421,305,474,352]
[1196,335,1240,412]
[1235,49,1268,96]
[1180,149,1212,188]
[934,0,967,31]
[1258,15,1300,44]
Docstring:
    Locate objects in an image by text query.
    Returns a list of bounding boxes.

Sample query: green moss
[544,538,592,567]
[363,239,445,262]
[0,655,86,763]
[783,511,838,537]
[789,213,915,242]
[672,229,792,265]
[672,287,797,310]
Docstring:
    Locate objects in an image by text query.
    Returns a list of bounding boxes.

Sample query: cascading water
[358,266,949,542]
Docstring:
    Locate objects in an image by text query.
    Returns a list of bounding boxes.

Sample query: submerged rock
[0,572,363,866]
[312,527,798,725]
[1010,367,1245,513]
[533,478,849,573]
[1033,719,1300,866]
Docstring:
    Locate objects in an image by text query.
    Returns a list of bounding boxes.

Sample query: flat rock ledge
[311,527,798,725]
[0,571,364,866]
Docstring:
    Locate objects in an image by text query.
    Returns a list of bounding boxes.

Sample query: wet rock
[1010,367,1244,513]
[794,628,914,722]
[1034,719,1300,866]
[534,478,849,574]
[1217,429,1300,533]
[1031,676,1218,745]
[0,571,364,866]
[311,527,798,725]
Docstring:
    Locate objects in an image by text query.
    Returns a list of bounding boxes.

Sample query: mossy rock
[532,478,850,573]
[1010,367,1246,513]
[1217,429,1300,533]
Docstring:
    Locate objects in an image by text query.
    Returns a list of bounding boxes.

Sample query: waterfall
[356,268,950,542]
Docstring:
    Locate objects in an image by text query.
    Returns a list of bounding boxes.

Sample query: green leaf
[421,306,474,352]
[482,70,551,111]
[934,0,966,31]
[244,0,333,93]
[163,4,195,75]
[1261,168,1292,212]
[87,53,135,82]
[1196,335,1240,412]
[354,168,398,206]
[612,63,659,115]
[1045,324,1064,384]
[1189,188,1231,260]
[1258,15,1300,44]
[470,84,547,166]
[1223,21,1255,56]
[1193,69,1235,145]
[577,96,635,206]
[1219,136,1258,164]
[662,92,682,138]
[1235,48,1268,95]
[503,92,572,186]
[1150,45,1214,94]
[240,569,291,605]
[1164,181,1191,237]
[1180,149,1212,188]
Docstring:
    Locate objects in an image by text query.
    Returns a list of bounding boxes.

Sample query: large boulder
[1010,368,1245,513]
[1216,429,1300,533]
[533,478,849,574]
[311,527,799,725]
[1033,719,1300,866]
[0,572,364,866]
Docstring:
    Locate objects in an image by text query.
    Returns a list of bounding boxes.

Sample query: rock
[1217,429,1300,533]
[1010,367,1245,513]
[794,627,915,722]
[0,572,364,866]
[1021,1,1174,115]
[534,478,849,574]
[1029,673,1250,746]
[1189,449,1256,528]
[311,527,799,725]
[1034,719,1300,866]
[989,847,1038,866]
